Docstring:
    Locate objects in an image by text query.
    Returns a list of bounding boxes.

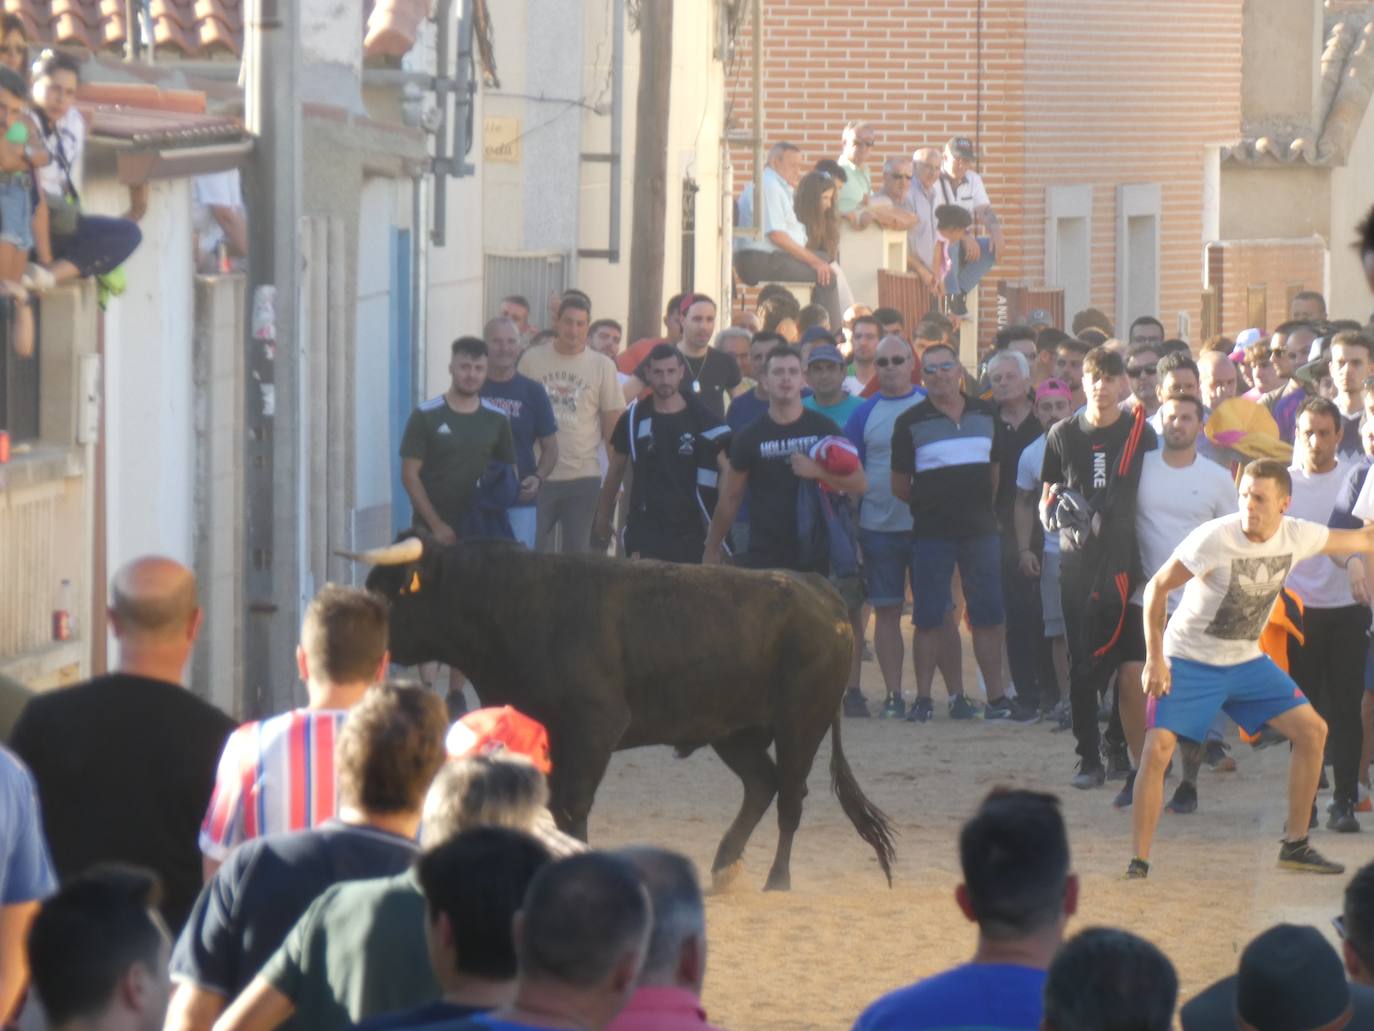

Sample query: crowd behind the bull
[12,127,1374,1031]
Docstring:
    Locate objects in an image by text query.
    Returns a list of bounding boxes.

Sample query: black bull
[354,536,896,890]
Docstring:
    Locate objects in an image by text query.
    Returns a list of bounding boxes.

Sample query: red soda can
[0,430,8,463]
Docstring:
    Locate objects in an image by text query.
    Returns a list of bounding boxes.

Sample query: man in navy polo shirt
[852,790,1076,1031]
[481,316,559,549]
[891,343,1011,722]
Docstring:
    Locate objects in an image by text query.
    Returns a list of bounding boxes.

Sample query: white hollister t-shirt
[1164,514,1330,666]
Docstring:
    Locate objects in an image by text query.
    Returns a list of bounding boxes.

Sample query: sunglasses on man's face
[1127,365,1157,378]
[876,355,907,368]
[924,360,959,374]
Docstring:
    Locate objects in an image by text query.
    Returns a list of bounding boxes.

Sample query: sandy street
[585,641,1371,1030]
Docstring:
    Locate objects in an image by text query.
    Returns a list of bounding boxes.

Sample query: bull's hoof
[763,870,791,892]
[708,859,745,895]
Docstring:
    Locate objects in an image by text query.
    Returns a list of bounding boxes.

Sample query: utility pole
[243,0,303,717]
[626,0,673,344]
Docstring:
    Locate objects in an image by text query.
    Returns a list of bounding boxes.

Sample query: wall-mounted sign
[484,117,521,163]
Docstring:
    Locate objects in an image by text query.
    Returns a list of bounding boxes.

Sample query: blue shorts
[508,505,536,549]
[911,533,1004,630]
[0,180,33,251]
[1148,655,1308,743]
[858,528,912,608]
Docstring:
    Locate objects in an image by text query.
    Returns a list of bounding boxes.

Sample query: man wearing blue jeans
[845,333,928,718]
[934,136,1004,318]
[891,342,1009,722]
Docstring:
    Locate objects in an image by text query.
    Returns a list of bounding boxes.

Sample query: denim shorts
[0,181,33,251]
[857,527,913,608]
[911,533,1004,630]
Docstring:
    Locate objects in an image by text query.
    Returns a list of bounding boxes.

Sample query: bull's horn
[334,538,424,566]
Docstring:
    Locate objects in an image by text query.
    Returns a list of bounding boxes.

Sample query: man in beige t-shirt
[519,295,626,554]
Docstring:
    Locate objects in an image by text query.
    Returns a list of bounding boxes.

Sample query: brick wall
[1206,238,1326,337]
[728,0,1242,342]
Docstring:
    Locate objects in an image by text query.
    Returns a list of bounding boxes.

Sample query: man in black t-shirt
[704,345,866,571]
[593,344,731,562]
[11,558,236,936]
[626,294,743,418]
[166,685,449,1027]
[1040,346,1156,790]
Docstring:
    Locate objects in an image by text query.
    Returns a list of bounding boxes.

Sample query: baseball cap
[800,326,835,346]
[1181,923,1374,1030]
[1035,378,1072,402]
[806,343,844,366]
[947,136,976,160]
[446,705,553,774]
[1028,308,1052,326]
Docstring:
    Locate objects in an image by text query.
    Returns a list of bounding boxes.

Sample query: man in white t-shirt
[1114,396,1237,813]
[1126,458,1374,880]
[192,170,247,273]
[1287,398,1370,833]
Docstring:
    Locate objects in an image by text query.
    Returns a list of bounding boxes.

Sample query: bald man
[1197,350,1239,410]
[11,558,235,935]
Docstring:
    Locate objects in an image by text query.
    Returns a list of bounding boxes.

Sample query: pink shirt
[608,987,725,1031]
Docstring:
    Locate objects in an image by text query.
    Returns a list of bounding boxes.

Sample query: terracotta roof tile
[9,0,421,58]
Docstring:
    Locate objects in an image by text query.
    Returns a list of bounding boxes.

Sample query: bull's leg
[764,707,834,892]
[709,727,779,885]
[546,708,627,841]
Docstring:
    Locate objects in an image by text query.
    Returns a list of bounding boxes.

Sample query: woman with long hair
[793,170,852,316]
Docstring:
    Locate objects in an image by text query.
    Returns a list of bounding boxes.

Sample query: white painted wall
[300,0,364,110]
[97,177,196,578]
[355,177,400,512]
[1329,109,1374,320]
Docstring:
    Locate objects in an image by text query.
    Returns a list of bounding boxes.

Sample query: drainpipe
[412,169,430,400]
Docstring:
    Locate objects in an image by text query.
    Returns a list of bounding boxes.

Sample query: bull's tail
[829,716,896,886]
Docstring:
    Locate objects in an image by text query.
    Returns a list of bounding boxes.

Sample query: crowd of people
[12,123,1374,1029]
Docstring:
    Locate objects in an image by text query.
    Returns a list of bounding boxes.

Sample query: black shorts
[1119,602,1146,665]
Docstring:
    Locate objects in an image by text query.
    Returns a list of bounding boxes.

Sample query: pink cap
[1035,377,1072,402]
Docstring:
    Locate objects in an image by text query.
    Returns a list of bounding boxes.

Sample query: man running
[1127,458,1374,879]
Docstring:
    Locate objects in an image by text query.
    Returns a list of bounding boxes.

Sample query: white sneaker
[22,264,55,292]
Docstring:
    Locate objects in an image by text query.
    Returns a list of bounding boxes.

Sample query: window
[1116,184,1162,334]
[1045,186,1092,321]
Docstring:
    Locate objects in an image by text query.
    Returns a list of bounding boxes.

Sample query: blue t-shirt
[1330,455,1373,530]
[480,374,558,487]
[845,387,927,533]
[0,745,56,906]
[805,392,865,427]
[852,963,1046,1031]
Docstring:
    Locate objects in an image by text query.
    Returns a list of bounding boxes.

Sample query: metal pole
[243,0,303,717]
[751,0,763,223]
[607,0,623,263]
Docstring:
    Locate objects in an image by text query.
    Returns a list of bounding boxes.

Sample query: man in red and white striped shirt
[199,585,389,879]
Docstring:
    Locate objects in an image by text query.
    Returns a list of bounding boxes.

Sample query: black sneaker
[1204,739,1237,772]
[1123,857,1150,880]
[1250,725,1287,750]
[984,696,1013,720]
[949,694,979,720]
[1112,770,1137,810]
[1008,699,1042,724]
[842,688,870,718]
[1278,838,1345,874]
[948,292,969,316]
[1166,781,1197,814]
[1072,760,1106,790]
[1320,767,1330,791]
[906,697,934,723]
[1104,739,1132,781]
[1328,800,1361,834]
[878,695,906,720]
